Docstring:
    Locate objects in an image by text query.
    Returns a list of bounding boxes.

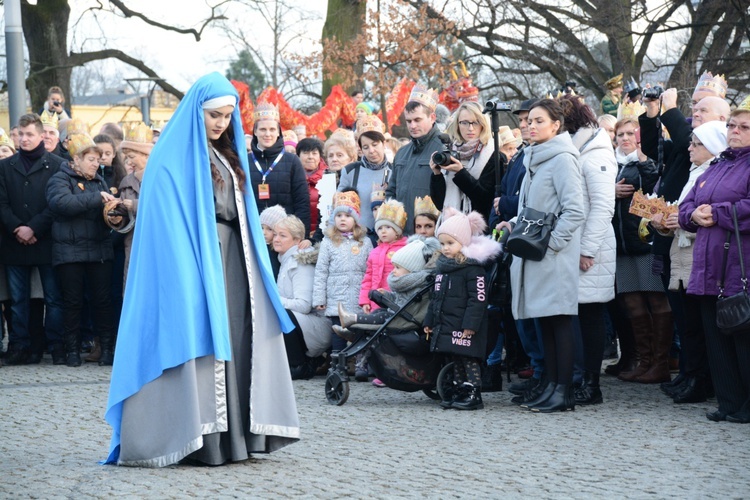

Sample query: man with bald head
[638,72,729,400]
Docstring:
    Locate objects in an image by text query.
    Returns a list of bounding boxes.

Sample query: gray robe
[510,132,585,320]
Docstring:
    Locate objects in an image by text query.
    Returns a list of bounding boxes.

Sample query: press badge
[258,183,270,200]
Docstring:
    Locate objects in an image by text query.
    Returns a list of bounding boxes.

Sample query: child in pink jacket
[359,199,408,313]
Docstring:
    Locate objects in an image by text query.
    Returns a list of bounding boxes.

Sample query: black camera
[433,133,458,167]
[483,99,512,113]
[642,86,664,100]
[52,100,62,108]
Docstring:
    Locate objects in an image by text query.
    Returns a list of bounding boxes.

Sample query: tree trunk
[21,0,72,112]
[321,0,367,102]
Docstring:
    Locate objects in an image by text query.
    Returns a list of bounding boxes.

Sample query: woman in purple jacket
[678,99,750,424]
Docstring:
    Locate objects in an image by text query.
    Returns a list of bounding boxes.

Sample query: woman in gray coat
[498,99,585,413]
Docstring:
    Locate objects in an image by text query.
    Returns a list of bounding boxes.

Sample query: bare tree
[406,0,750,101]
[20,0,229,110]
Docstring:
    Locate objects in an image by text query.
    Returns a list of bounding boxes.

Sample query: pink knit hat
[435,206,486,247]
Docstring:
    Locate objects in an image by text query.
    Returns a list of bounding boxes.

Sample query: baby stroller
[324,277,449,405]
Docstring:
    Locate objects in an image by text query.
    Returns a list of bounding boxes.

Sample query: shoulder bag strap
[732,203,747,290]
[719,231,732,297]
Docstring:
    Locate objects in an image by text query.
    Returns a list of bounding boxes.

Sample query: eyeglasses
[458,121,481,128]
[727,123,750,132]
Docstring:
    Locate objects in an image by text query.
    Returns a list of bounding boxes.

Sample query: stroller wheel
[436,362,456,402]
[325,374,350,406]
[422,389,441,401]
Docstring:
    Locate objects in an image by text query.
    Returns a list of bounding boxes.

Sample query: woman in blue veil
[104,72,299,466]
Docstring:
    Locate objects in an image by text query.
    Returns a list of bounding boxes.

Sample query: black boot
[4,345,31,365]
[672,375,708,404]
[509,377,539,396]
[440,382,462,409]
[64,333,81,368]
[520,380,555,409]
[574,372,603,405]
[660,372,687,395]
[511,377,544,405]
[51,343,66,365]
[66,352,82,367]
[452,383,484,410]
[481,363,503,392]
[530,384,575,413]
[98,334,114,366]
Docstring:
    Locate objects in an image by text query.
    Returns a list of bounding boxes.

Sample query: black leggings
[452,355,482,387]
[282,310,308,366]
[539,315,575,385]
[578,303,606,373]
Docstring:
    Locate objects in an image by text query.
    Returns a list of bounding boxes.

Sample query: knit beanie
[692,120,727,157]
[330,190,361,224]
[355,102,373,115]
[259,205,287,229]
[374,199,408,236]
[391,235,440,272]
[435,206,486,247]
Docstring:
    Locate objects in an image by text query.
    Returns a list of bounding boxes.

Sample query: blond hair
[324,221,367,246]
[274,215,305,241]
[446,101,491,146]
[324,134,358,164]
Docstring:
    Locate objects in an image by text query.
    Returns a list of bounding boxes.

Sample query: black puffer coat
[46,163,114,266]
[424,254,488,359]
[613,159,659,255]
[249,135,311,234]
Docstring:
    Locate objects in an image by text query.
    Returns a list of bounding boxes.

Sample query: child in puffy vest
[424,206,502,410]
[312,189,372,353]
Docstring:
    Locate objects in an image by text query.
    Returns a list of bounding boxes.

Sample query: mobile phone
[634,127,641,144]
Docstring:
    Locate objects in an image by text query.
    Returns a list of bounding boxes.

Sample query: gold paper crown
[695,71,728,98]
[617,101,647,120]
[254,102,280,122]
[356,115,385,136]
[0,133,14,151]
[333,190,361,216]
[67,133,97,157]
[375,199,408,230]
[123,122,153,143]
[414,195,440,219]
[629,189,678,220]
[408,83,439,111]
[605,73,623,90]
[40,110,59,129]
[738,94,750,112]
[67,118,90,136]
[370,183,386,204]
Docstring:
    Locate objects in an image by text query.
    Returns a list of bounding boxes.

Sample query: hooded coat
[571,127,617,304]
[359,236,408,309]
[510,132,585,319]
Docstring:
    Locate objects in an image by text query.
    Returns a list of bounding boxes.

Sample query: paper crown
[67,118,90,136]
[370,183,386,205]
[629,189,678,220]
[333,190,361,216]
[0,133,14,151]
[408,83,439,111]
[624,77,640,95]
[356,115,386,136]
[254,102,280,122]
[414,195,440,219]
[67,133,97,157]
[695,71,727,98]
[375,199,408,230]
[123,122,153,144]
[40,110,59,129]
[617,101,647,120]
[605,73,623,90]
[738,94,750,112]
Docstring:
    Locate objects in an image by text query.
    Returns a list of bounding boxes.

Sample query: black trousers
[578,302,606,373]
[699,296,750,415]
[283,310,309,366]
[56,261,115,352]
[679,285,708,376]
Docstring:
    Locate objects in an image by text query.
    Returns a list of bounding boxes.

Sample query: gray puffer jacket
[312,234,373,316]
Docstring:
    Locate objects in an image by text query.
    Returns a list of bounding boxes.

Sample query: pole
[140,95,151,126]
[5,0,27,127]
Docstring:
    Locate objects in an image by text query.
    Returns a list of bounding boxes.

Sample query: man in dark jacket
[0,113,65,364]
[386,85,444,233]
[248,105,311,235]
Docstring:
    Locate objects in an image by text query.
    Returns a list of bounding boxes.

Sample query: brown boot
[618,315,653,382]
[84,337,101,363]
[635,312,673,384]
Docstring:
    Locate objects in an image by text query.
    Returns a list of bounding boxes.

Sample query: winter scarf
[19,142,47,172]
[361,154,389,171]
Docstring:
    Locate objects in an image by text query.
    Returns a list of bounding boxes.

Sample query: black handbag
[716,204,750,336]
[505,206,557,261]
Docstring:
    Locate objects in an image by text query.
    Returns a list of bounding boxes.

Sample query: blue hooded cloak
[104,72,294,464]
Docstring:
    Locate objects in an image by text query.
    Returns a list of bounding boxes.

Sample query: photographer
[429,101,496,225]
[40,86,71,120]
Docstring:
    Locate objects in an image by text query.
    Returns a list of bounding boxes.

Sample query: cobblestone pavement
[1,358,749,499]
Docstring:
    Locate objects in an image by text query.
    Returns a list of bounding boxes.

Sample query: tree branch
[107,0,229,42]
[68,49,184,99]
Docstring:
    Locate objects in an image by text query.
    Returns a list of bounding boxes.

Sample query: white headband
[202,95,237,110]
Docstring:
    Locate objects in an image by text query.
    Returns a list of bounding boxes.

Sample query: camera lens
[433,151,451,167]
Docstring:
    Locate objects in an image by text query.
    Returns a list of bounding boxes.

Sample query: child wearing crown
[313,189,372,354]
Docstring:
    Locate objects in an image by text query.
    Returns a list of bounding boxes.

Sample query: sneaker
[372,378,386,388]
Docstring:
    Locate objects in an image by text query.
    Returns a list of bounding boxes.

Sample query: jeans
[6,264,64,349]
[56,261,115,352]
[486,306,505,366]
[516,317,544,379]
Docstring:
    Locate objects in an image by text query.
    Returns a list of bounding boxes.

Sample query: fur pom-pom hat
[259,205,287,229]
[390,235,440,272]
[435,206,486,247]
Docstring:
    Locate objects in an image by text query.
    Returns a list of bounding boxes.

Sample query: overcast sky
[66,0,327,95]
